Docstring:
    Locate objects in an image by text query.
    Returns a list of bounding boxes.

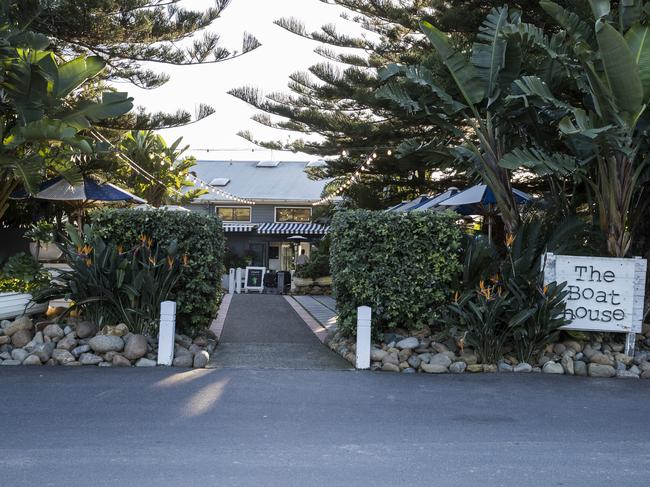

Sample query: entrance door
[249,243,267,267]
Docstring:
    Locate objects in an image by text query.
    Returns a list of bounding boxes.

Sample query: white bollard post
[157,300,177,366]
[235,268,242,294]
[228,268,235,295]
[356,306,371,370]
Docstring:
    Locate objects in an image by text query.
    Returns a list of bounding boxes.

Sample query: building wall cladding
[187,204,309,224]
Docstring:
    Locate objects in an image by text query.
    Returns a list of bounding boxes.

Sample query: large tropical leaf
[588,0,611,19]
[55,56,106,98]
[499,147,579,176]
[61,91,134,129]
[470,6,510,105]
[420,21,485,108]
[625,23,650,103]
[540,1,594,44]
[0,154,42,194]
[595,19,644,120]
[620,0,643,31]
[7,118,93,152]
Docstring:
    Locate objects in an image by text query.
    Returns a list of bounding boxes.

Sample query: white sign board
[244,266,266,293]
[543,253,647,333]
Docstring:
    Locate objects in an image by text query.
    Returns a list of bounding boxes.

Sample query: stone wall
[0,316,216,368]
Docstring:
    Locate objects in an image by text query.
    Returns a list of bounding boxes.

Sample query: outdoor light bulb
[372,153,377,159]
[387,149,393,156]
[342,150,348,157]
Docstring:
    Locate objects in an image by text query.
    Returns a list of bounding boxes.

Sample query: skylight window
[210,178,230,186]
[256,160,280,167]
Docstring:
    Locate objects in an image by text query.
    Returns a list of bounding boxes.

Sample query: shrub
[0,253,50,293]
[90,208,224,335]
[440,218,583,364]
[35,225,181,335]
[295,235,331,279]
[330,210,462,336]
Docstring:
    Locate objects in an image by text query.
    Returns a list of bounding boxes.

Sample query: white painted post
[356,306,371,370]
[157,300,177,366]
[228,268,235,295]
[235,268,242,294]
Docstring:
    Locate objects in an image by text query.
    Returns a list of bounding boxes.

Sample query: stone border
[209,294,232,341]
[284,296,329,343]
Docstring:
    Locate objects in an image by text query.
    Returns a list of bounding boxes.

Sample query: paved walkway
[292,295,338,334]
[210,294,350,370]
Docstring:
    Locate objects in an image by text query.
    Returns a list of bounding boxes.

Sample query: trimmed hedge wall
[91,208,224,335]
[330,210,462,336]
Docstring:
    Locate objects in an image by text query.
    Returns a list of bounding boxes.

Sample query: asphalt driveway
[1,367,648,487]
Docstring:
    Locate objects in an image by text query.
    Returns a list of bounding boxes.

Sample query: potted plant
[0,254,50,320]
[25,221,62,261]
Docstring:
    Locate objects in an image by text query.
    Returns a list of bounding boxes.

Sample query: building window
[275,207,312,223]
[216,206,251,222]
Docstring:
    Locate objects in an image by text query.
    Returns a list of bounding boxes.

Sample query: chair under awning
[257,222,329,235]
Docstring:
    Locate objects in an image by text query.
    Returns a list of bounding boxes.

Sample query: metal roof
[189,160,329,203]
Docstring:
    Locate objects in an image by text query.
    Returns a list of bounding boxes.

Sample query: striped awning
[223,223,256,233]
[257,222,329,235]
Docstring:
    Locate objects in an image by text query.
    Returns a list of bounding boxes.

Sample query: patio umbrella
[12,176,146,228]
[439,184,532,243]
[412,188,461,212]
[134,204,190,212]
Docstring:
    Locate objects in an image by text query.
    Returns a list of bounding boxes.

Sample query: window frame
[215,205,252,223]
[274,206,312,223]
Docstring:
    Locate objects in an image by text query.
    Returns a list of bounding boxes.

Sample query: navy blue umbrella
[11,176,146,203]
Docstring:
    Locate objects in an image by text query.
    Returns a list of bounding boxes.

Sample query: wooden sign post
[244,266,266,293]
[543,253,647,355]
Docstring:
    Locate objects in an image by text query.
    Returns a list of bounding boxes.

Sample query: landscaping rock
[588,363,616,378]
[561,355,574,375]
[173,354,193,368]
[396,337,419,350]
[498,361,513,373]
[75,321,97,339]
[112,355,131,367]
[123,334,148,360]
[4,316,33,336]
[407,355,421,369]
[449,361,466,374]
[63,326,73,335]
[459,352,478,365]
[467,364,483,373]
[542,362,564,374]
[98,362,112,367]
[43,324,64,340]
[193,350,210,368]
[589,352,615,367]
[421,363,448,374]
[11,348,29,362]
[401,367,416,373]
[381,363,400,372]
[482,364,498,373]
[513,363,532,373]
[370,349,387,362]
[382,352,399,366]
[175,334,193,349]
[23,355,42,366]
[100,323,129,337]
[79,353,103,365]
[52,349,75,365]
[1,359,21,365]
[57,336,77,351]
[563,340,583,352]
[574,360,588,376]
[11,330,33,348]
[31,343,55,362]
[135,358,156,367]
[431,342,449,353]
[71,344,91,358]
[89,335,124,353]
[0,336,10,345]
[429,353,452,368]
[616,370,639,379]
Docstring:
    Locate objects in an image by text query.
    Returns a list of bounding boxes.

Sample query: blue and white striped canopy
[257,222,329,235]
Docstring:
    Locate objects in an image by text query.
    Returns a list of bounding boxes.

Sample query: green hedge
[330,210,462,336]
[91,208,224,335]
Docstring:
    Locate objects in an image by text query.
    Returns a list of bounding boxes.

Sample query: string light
[187,174,256,205]
[312,150,377,206]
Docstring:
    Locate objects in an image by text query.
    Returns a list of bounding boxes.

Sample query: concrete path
[292,295,338,334]
[1,367,649,487]
[210,294,350,370]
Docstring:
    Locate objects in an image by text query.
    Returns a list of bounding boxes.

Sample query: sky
[132,0,356,161]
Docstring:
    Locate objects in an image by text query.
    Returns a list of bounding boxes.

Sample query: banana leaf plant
[503,0,650,256]
[377,6,576,235]
[0,19,133,219]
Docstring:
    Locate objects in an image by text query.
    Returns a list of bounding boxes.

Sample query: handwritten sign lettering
[543,254,646,333]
